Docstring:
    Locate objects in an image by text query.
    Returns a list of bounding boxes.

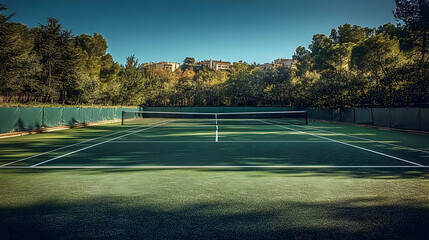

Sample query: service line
[0,124,149,168]
[30,120,175,167]
[260,120,424,167]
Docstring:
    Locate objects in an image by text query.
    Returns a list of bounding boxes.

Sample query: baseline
[2,165,428,169]
[108,140,332,143]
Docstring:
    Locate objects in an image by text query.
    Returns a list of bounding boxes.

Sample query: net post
[305,110,308,125]
[121,111,124,125]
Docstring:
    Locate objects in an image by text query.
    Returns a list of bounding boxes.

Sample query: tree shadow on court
[196,168,429,179]
[0,124,139,165]
[0,196,427,240]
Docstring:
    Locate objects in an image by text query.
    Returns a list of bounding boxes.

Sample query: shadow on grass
[0,196,427,240]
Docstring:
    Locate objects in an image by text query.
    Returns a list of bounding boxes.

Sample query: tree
[224,62,255,105]
[309,34,334,71]
[32,17,82,104]
[333,24,374,44]
[351,34,406,105]
[74,33,118,104]
[292,46,310,62]
[193,69,227,106]
[0,5,40,101]
[117,55,146,105]
[394,0,429,62]
[376,23,402,36]
[75,33,108,78]
[182,57,195,71]
[292,46,311,77]
[326,43,353,74]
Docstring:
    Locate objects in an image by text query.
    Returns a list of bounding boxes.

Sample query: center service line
[215,125,219,142]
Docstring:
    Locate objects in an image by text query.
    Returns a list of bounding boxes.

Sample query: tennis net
[121,110,308,125]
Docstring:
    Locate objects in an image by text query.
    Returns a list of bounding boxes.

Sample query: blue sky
[3,0,396,65]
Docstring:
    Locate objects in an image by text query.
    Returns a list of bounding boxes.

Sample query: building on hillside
[155,62,182,72]
[255,63,275,70]
[254,59,297,70]
[141,62,182,72]
[273,58,297,68]
[195,59,231,70]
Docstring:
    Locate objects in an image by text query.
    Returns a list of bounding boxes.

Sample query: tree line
[0,0,427,107]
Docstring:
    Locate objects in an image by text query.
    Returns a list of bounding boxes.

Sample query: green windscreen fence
[354,108,373,124]
[420,108,429,131]
[115,108,139,119]
[308,107,428,131]
[341,108,355,123]
[79,108,94,123]
[101,108,115,121]
[18,107,43,131]
[0,107,19,133]
[63,108,80,126]
[115,108,124,119]
[43,107,63,127]
[1,106,425,133]
[318,108,340,121]
[390,108,419,130]
[0,107,139,134]
[307,108,319,119]
[372,108,390,128]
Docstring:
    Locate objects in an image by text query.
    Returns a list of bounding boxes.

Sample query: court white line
[261,120,424,167]
[108,140,332,143]
[215,125,219,142]
[0,124,149,168]
[1,165,428,169]
[295,124,429,154]
[30,120,175,167]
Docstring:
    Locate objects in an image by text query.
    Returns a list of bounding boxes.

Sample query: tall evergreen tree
[0,5,40,101]
[182,57,195,71]
[32,17,82,104]
[117,55,146,105]
[394,0,429,62]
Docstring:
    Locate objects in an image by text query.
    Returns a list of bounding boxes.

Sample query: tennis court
[0,112,428,239]
[0,111,427,169]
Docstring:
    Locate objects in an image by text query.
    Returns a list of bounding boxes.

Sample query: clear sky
[3,0,396,65]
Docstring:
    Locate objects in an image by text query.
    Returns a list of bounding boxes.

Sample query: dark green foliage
[182,56,195,71]
[333,24,374,44]
[394,0,429,62]
[32,17,82,104]
[0,3,427,108]
[0,6,40,101]
[117,55,146,105]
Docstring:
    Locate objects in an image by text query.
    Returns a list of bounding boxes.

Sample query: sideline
[30,120,175,167]
[0,122,159,167]
[261,120,424,167]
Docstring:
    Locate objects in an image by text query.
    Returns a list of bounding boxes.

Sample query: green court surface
[0,119,428,239]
